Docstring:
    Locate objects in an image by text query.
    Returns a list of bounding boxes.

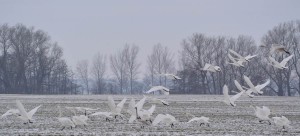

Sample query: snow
[0,94,299,135]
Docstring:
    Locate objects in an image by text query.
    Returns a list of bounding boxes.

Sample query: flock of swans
[0,44,294,133]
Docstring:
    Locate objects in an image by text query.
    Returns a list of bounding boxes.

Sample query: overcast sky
[0,0,299,75]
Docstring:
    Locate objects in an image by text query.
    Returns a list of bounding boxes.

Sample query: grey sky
[1,0,299,76]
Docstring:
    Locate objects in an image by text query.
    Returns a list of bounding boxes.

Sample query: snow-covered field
[0,94,299,136]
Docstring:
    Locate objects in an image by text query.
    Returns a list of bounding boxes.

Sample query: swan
[229,49,257,62]
[57,105,75,130]
[228,54,245,67]
[107,96,127,118]
[260,44,290,55]
[159,73,181,80]
[268,55,294,69]
[72,115,88,127]
[223,85,244,107]
[134,96,147,120]
[187,116,210,127]
[15,100,42,124]
[250,105,272,125]
[130,105,156,125]
[243,75,270,95]
[90,112,113,121]
[152,114,177,128]
[201,63,221,73]
[272,116,291,130]
[234,80,254,98]
[146,86,170,95]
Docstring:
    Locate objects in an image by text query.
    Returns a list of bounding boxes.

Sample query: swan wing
[280,54,294,66]
[16,100,29,119]
[107,96,116,112]
[28,105,42,119]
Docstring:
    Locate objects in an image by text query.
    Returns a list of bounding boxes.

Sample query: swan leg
[141,126,144,129]
[268,120,271,125]
[149,119,152,123]
[61,126,65,131]
[207,124,210,127]
[171,123,174,128]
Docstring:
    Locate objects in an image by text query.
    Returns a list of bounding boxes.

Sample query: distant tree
[124,44,140,94]
[76,60,89,94]
[110,46,128,94]
[91,53,106,94]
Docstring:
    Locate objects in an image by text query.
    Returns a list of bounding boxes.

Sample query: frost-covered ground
[0,94,300,136]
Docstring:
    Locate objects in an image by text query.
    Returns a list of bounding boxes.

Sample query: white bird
[134,96,147,120]
[260,44,290,55]
[152,114,177,128]
[1,109,20,118]
[131,105,156,124]
[229,49,257,62]
[250,105,272,125]
[234,80,254,98]
[90,112,113,121]
[72,115,88,127]
[107,96,127,118]
[57,105,75,130]
[159,73,181,80]
[148,97,170,106]
[243,75,270,95]
[228,54,245,67]
[201,63,221,73]
[272,116,291,130]
[146,86,170,95]
[187,116,210,127]
[223,85,244,107]
[15,100,42,124]
[268,55,294,69]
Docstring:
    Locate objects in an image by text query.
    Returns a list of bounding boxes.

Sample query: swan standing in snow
[201,63,221,73]
[250,105,272,125]
[132,105,156,128]
[223,85,244,107]
[243,75,270,95]
[15,100,42,124]
[90,112,113,121]
[152,114,177,128]
[159,73,181,80]
[228,54,245,67]
[272,116,291,130]
[187,116,210,127]
[107,96,127,119]
[72,115,88,127]
[268,55,294,69]
[146,86,170,95]
[57,105,75,130]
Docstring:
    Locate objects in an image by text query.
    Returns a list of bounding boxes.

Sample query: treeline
[1,20,300,96]
[0,24,78,94]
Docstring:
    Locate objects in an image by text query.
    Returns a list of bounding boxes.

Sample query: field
[0,94,300,136]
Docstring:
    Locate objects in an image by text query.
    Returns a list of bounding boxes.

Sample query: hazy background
[1,0,299,73]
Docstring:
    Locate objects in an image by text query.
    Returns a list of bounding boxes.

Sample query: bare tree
[124,44,140,94]
[76,60,89,94]
[91,53,106,94]
[110,47,127,94]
